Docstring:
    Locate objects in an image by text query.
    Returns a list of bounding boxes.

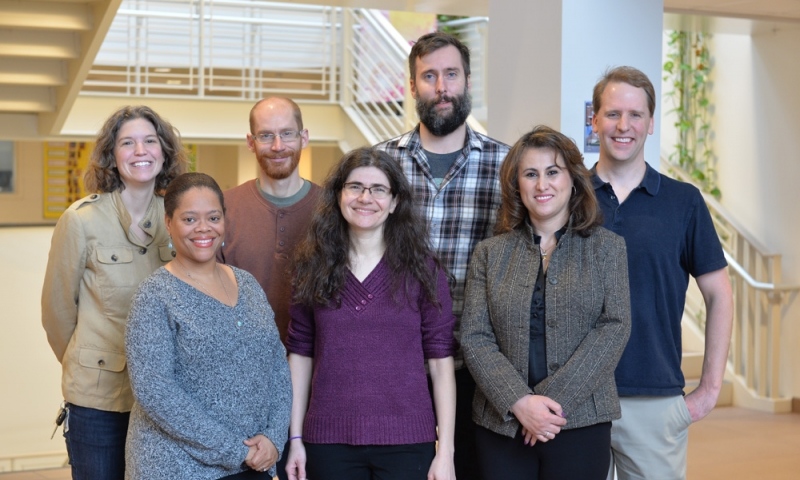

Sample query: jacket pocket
[96,246,134,265]
[76,347,127,398]
[159,244,176,262]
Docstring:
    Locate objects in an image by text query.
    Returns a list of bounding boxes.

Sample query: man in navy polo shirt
[591,66,733,480]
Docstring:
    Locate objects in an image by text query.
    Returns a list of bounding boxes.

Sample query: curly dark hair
[84,105,189,194]
[164,172,226,219]
[496,125,602,237]
[292,147,440,308]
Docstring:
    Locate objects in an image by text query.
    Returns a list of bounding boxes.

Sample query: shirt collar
[400,123,480,154]
[590,161,661,197]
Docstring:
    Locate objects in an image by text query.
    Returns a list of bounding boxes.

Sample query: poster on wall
[584,101,599,153]
[43,142,198,219]
[43,142,93,219]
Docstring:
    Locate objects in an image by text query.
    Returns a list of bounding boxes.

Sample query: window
[0,141,13,193]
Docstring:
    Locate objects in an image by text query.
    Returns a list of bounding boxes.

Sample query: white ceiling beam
[0,85,54,112]
[0,30,80,59]
[0,0,93,30]
[39,0,122,135]
[0,112,39,138]
[0,58,66,86]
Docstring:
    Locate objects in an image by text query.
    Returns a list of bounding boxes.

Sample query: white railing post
[662,156,799,405]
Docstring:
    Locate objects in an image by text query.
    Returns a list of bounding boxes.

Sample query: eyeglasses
[342,182,392,200]
[251,130,304,145]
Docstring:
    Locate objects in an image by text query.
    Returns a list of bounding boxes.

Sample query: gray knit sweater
[125,266,291,479]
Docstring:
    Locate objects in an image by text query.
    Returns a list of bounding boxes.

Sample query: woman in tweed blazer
[461,126,631,479]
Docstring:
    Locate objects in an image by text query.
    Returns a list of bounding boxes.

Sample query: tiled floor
[2,407,799,479]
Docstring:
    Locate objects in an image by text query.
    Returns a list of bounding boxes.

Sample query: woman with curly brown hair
[461,125,631,479]
[285,147,456,480]
[41,105,188,479]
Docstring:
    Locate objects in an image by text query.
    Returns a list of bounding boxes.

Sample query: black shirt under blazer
[461,225,631,438]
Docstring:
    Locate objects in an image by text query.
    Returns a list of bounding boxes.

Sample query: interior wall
[0,143,50,225]
[710,28,800,398]
[489,0,663,170]
[0,226,66,469]
[196,144,240,191]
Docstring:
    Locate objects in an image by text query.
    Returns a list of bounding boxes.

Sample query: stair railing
[662,157,799,401]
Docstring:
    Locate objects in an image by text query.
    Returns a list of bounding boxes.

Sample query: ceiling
[0,0,798,139]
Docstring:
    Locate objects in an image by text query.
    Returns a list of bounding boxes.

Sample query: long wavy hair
[496,125,602,237]
[84,105,189,194]
[292,147,440,308]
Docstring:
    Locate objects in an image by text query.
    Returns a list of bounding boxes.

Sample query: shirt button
[367,294,374,299]
[361,300,367,305]
[98,359,105,366]
[143,220,151,228]
[279,213,285,218]
[279,241,285,246]
[355,306,362,311]
[90,194,98,199]
[139,247,147,255]
[547,320,557,327]
[111,254,118,262]
[280,227,286,232]
[549,278,558,285]
[549,362,559,370]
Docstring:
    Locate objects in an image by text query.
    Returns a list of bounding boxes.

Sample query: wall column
[487,0,663,168]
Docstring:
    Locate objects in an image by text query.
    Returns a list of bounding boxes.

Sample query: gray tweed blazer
[461,225,631,437]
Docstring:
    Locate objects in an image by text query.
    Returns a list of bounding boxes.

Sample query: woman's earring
[572,185,577,196]
[168,235,173,249]
[222,240,225,247]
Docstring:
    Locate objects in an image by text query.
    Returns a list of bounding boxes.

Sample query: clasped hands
[510,394,567,446]
[244,434,278,473]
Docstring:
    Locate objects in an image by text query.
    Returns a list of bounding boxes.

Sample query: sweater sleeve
[286,300,316,357]
[421,264,457,359]
[254,283,292,464]
[125,276,249,470]
[533,233,632,413]
[41,208,86,362]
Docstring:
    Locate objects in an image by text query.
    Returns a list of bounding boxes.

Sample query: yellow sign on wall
[43,142,93,219]
[43,142,197,219]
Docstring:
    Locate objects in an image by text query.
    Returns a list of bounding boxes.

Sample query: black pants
[454,367,481,480]
[304,442,435,480]
[475,422,611,480]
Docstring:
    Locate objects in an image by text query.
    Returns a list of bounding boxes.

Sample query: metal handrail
[661,155,798,401]
[723,251,800,292]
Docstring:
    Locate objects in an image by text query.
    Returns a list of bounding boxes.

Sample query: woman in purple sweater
[284,147,457,480]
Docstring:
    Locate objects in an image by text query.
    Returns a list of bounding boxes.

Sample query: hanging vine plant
[663,31,721,199]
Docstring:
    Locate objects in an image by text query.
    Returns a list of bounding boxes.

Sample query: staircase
[664,159,800,413]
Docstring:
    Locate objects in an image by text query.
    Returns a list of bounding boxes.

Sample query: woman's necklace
[174,258,233,306]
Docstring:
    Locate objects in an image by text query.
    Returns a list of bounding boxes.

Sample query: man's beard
[415,90,472,137]
[257,149,301,180]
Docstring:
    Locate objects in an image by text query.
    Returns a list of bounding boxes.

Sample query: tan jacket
[42,191,173,412]
[461,225,631,437]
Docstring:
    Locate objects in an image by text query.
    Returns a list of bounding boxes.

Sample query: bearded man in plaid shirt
[376,31,509,480]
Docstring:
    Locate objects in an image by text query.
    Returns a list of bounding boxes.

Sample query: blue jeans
[64,403,130,480]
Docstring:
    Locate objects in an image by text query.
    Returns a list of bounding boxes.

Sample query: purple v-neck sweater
[287,258,456,445]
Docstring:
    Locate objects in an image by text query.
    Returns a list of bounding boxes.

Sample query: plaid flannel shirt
[376,125,509,357]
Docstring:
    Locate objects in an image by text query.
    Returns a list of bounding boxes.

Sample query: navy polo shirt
[592,163,727,396]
